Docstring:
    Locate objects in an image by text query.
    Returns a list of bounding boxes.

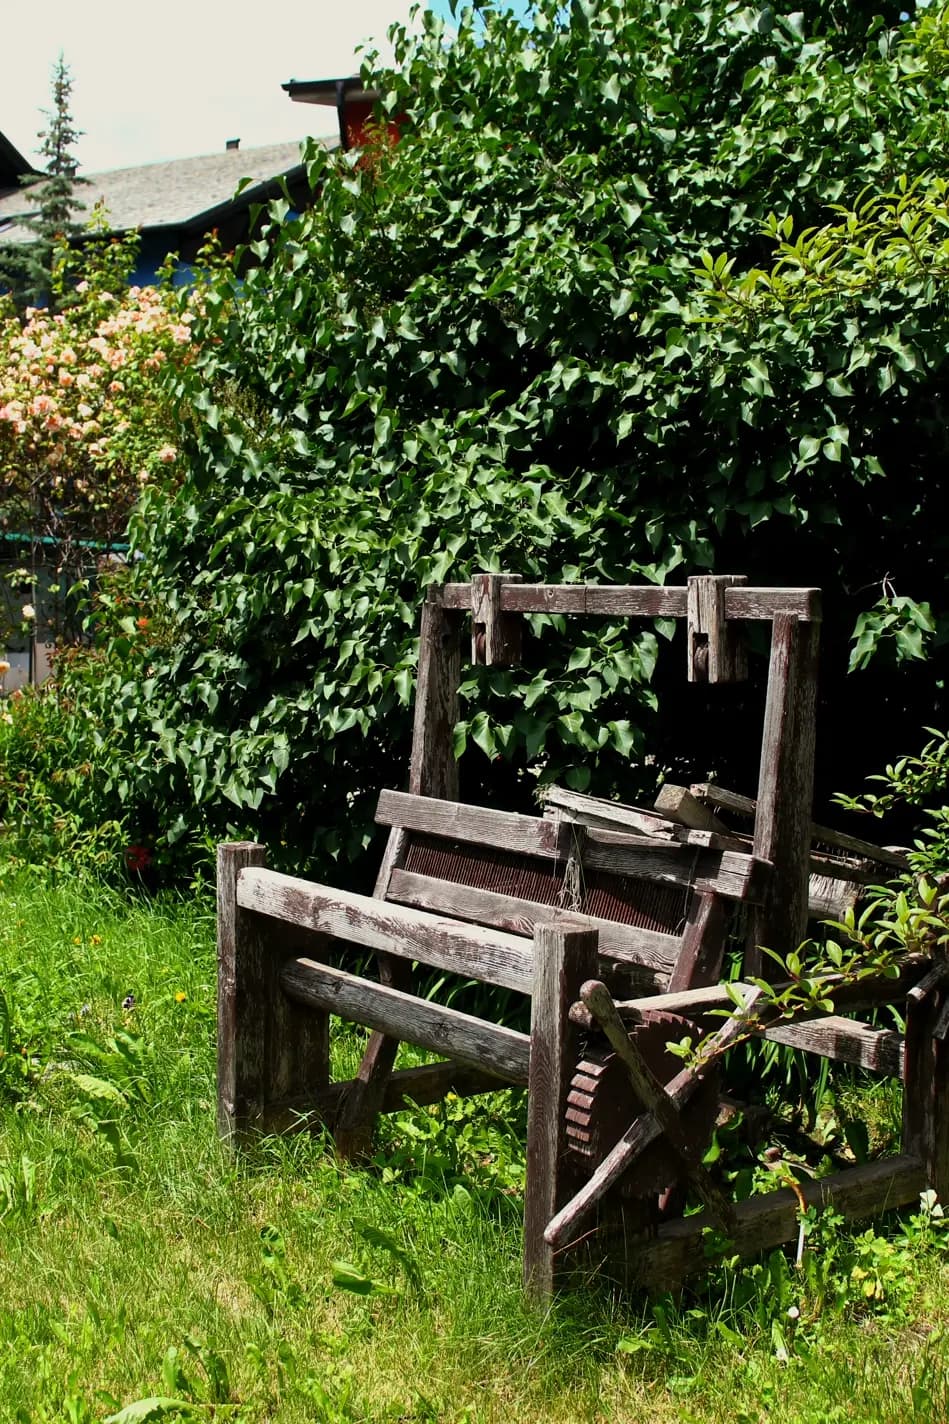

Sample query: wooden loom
[217,573,947,1296]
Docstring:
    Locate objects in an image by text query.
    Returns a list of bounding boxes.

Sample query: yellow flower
[73,936,82,945]
[90,934,102,946]
[174,991,187,1003]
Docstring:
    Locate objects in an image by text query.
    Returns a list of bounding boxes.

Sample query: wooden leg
[217,841,330,1144]
[903,979,949,1200]
[334,956,412,1161]
[523,920,599,1300]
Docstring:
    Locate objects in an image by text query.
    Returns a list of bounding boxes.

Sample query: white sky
[0,0,421,174]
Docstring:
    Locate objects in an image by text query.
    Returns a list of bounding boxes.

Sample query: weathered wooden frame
[218,572,946,1296]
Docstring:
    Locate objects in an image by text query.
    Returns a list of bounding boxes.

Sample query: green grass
[1,874,949,1422]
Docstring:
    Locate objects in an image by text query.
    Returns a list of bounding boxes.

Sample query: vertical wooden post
[747,612,820,976]
[687,575,748,683]
[218,841,330,1144]
[336,588,463,1159]
[903,984,949,1201]
[410,590,463,799]
[471,573,524,666]
[524,919,600,1300]
[218,841,267,1143]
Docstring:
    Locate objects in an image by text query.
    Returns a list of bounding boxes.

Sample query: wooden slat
[386,869,676,982]
[238,867,532,993]
[318,1061,515,1116]
[282,957,531,1083]
[376,789,568,858]
[762,1016,904,1076]
[436,582,821,621]
[691,782,909,871]
[631,1157,924,1289]
[376,791,770,903]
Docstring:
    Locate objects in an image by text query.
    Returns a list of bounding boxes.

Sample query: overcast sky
[0,1,448,174]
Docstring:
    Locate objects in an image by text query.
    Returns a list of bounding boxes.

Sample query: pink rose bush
[0,229,196,555]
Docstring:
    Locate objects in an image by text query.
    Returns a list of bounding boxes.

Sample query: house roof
[0,137,336,244]
[0,129,38,192]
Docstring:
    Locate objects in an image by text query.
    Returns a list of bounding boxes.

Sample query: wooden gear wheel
[565,1010,720,1197]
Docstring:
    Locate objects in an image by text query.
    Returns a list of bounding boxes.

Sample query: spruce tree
[10,55,87,308]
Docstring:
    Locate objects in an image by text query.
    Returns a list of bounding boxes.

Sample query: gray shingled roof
[0,138,335,244]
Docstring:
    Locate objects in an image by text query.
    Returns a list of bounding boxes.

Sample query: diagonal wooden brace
[578,980,739,1234]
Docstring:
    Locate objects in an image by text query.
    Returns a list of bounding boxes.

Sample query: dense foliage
[9,0,949,877]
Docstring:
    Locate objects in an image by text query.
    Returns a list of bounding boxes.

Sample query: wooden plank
[666,892,728,993]
[763,1016,904,1077]
[386,869,676,982]
[376,788,568,858]
[687,575,748,683]
[282,957,531,1083]
[654,785,729,835]
[748,614,820,972]
[691,782,909,871]
[633,1157,924,1290]
[471,572,523,665]
[217,843,330,1143]
[376,791,770,902]
[238,867,533,993]
[523,921,600,1300]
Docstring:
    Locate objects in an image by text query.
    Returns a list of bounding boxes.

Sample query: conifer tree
[2,55,87,309]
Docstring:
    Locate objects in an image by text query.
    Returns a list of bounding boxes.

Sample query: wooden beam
[282,958,531,1083]
[632,1157,925,1290]
[436,583,822,621]
[569,959,931,1030]
[238,867,533,994]
[471,572,523,665]
[687,575,748,683]
[762,1016,904,1077]
[523,920,600,1299]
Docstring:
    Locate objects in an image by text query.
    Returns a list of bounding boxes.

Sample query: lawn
[1,873,948,1423]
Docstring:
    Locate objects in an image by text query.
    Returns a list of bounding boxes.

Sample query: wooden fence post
[217,841,329,1143]
[747,612,820,975]
[524,919,600,1300]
